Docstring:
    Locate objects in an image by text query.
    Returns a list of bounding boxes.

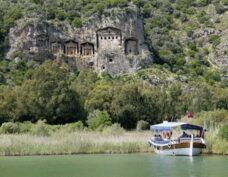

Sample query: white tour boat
[149,121,206,156]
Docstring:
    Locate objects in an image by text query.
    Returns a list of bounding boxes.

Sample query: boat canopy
[150,121,203,132]
[181,124,203,132]
[150,122,186,131]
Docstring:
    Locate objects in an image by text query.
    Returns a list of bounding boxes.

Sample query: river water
[0,154,227,177]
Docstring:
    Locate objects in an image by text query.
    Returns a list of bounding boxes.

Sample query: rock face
[194,27,228,70]
[213,28,228,69]
[6,5,152,75]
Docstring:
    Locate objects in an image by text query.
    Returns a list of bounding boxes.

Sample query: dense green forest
[0,60,227,130]
[0,0,227,131]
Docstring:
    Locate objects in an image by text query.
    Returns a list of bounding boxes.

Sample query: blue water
[0,154,227,177]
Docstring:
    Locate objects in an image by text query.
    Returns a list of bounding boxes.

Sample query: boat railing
[151,135,205,145]
[179,137,204,143]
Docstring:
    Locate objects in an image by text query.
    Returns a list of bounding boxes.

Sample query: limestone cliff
[193,7,228,70]
[6,5,152,75]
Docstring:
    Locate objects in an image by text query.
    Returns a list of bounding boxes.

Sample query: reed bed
[0,131,153,156]
[0,114,227,156]
[202,127,228,155]
[181,110,228,155]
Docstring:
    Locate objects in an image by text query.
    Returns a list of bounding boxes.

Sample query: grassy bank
[0,109,227,156]
[0,130,152,156]
[0,129,227,156]
[182,109,228,155]
[202,127,228,155]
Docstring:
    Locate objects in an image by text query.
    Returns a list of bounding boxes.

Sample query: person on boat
[162,132,167,139]
[162,131,172,140]
[186,111,193,118]
[154,134,162,140]
[168,132,170,138]
[181,131,188,138]
[169,131,173,139]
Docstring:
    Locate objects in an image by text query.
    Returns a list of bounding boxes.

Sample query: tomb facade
[64,40,78,56]
[51,41,62,54]
[36,34,49,48]
[97,27,121,50]
[125,38,138,55]
[81,42,94,57]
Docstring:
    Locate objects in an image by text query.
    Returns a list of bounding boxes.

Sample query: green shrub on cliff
[221,0,228,5]
[209,35,221,47]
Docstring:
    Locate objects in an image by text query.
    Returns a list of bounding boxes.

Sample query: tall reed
[181,110,228,155]
[0,130,152,156]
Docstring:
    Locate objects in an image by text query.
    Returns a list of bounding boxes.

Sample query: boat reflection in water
[149,121,206,156]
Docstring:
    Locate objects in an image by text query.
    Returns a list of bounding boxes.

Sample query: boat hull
[154,147,202,156]
[150,142,206,156]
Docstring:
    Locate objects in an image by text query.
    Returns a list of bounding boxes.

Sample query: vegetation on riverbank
[0,109,227,156]
[0,123,152,156]
[0,60,227,128]
[182,109,228,155]
[0,128,227,156]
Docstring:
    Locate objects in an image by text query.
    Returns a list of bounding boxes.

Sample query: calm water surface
[0,154,227,177]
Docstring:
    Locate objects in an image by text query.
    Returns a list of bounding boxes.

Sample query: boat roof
[150,121,203,131]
